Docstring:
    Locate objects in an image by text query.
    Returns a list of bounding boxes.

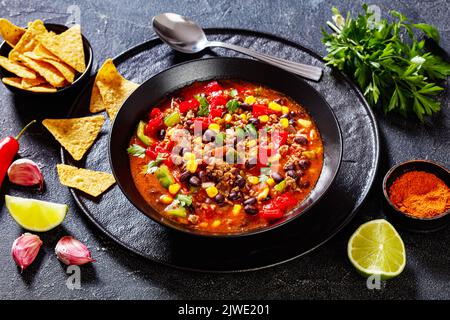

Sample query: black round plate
[62,28,380,272]
[110,57,343,238]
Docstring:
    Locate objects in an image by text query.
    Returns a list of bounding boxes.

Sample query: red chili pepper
[204,81,223,95]
[0,120,36,187]
[179,98,200,113]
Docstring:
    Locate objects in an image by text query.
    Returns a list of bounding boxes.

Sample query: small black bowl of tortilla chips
[0,19,93,95]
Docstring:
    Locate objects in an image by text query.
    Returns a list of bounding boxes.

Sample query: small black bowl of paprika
[383,160,450,233]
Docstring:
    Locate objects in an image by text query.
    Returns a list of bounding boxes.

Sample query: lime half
[348,219,406,280]
[5,195,68,232]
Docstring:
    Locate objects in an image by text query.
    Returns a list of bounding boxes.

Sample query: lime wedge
[348,219,406,280]
[5,195,68,232]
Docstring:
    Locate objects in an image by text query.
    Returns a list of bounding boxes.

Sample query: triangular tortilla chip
[21,76,46,88]
[57,164,115,197]
[0,56,36,78]
[43,58,75,83]
[37,24,85,73]
[17,54,65,87]
[0,18,25,47]
[9,20,46,60]
[2,77,23,89]
[93,59,138,119]
[33,43,59,60]
[42,115,105,161]
[27,84,56,93]
[89,83,105,113]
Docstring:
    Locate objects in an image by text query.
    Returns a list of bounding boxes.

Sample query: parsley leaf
[229,89,238,98]
[127,144,146,158]
[142,153,167,174]
[195,95,209,116]
[322,4,450,121]
[175,194,192,207]
[226,99,240,113]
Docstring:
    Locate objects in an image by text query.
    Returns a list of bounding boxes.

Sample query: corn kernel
[247,176,259,185]
[302,150,316,159]
[206,186,219,198]
[297,119,312,128]
[258,115,269,123]
[280,118,289,128]
[244,95,256,104]
[159,194,173,204]
[240,113,247,121]
[212,220,221,228]
[232,204,242,215]
[208,123,220,132]
[168,183,181,195]
[186,159,198,173]
[183,152,196,161]
[257,187,270,201]
[268,101,282,112]
[266,177,275,187]
[281,106,289,114]
[224,113,232,123]
[247,139,257,148]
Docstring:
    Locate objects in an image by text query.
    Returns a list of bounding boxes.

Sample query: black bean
[214,194,225,204]
[245,158,257,169]
[240,103,252,110]
[293,136,308,145]
[244,205,258,215]
[284,163,296,171]
[289,119,295,126]
[235,176,245,188]
[157,129,165,140]
[274,98,286,105]
[179,171,191,183]
[198,171,207,181]
[248,117,260,126]
[298,159,311,170]
[289,111,297,118]
[179,147,187,156]
[297,169,305,177]
[228,191,241,200]
[286,170,298,180]
[280,113,290,119]
[185,119,193,127]
[188,176,201,187]
[271,172,284,183]
[203,129,216,142]
[243,197,257,206]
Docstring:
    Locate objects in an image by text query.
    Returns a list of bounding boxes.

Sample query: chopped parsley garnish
[226,99,240,113]
[195,95,209,116]
[229,88,238,98]
[175,194,193,207]
[142,153,167,174]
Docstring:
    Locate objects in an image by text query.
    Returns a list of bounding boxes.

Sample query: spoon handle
[208,41,323,81]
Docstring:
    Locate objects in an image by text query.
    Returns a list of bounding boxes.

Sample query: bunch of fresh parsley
[322,4,450,121]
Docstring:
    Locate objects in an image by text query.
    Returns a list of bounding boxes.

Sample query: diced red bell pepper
[252,104,270,117]
[192,117,211,130]
[150,108,162,118]
[145,148,158,159]
[272,130,288,151]
[179,98,200,113]
[145,112,163,137]
[204,81,223,95]
[260,208,283,220]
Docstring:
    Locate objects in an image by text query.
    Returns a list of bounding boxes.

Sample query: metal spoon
[152,13,323,81]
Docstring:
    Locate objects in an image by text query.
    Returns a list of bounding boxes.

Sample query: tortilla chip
[27,84,57,93]
[0,18,25,47]
[17,54,66,87]
[94,59,138,119]
[21,76,46,88]
[0,56,36,78]
[9,20,46,60]
[42,115,105,161]
[37,24,85,73]
[23,51,76,83]
[57,164,115,197]
[33,43,59,61]
[89,83,105,113]
[2,77,23,89]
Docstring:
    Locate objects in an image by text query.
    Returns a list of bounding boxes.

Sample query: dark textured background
[0,0,449,299]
